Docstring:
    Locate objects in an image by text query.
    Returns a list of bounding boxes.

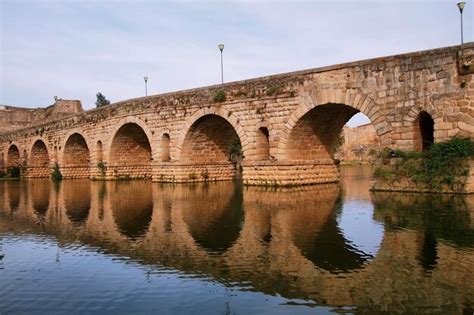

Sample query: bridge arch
[108,117,154,178]
[279,89,387,160]
[177,108,249,162]
[414,111,434,151]
[6,144,21,167]
[28,139,50,178]
[62,132,91,178]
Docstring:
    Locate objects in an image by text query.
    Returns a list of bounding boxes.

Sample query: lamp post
[144,76,148,96]
[218,44,224,84]
[457,2,466,45]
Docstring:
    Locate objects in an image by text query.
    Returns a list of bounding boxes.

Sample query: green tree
[95,92,110,107]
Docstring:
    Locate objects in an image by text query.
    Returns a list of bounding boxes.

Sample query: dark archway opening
[286,104,361,160]
[110,123,152,178]
[63,133,90,178]
[415,111,434,151]
[162,133,171,162]
[256,127,270,160]
[181,115,240,163]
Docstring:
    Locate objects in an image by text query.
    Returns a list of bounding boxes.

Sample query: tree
[95,92,110,107]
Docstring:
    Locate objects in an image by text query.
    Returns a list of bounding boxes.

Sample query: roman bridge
[1,43,473,185]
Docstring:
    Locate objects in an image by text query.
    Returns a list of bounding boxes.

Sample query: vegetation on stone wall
[332,130,345,154]
[229,136,242,161]
[0,166,21,179]
[97,161,106,176]
[213,90,226,103]
[51,162,63,181]
[374,137,474,191]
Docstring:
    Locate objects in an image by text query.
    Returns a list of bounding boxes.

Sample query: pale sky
[1,0,472,127]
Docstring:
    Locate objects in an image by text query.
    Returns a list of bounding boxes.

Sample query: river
[0,166,473,314]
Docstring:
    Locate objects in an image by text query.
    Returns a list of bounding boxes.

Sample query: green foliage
[266,85,280,96]
[97,161,106,176]
[213,90,226,103]
[95,92,111,107]
[51,162,63,181]
[229,136,242,160]
[0,171,6,178]
[7,166,21,178]
[332,130,345,153]
[374,137,474,191]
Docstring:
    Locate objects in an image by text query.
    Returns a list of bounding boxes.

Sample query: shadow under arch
[7,144,20,167]
[109,122,152,178]
[63,132,91,178]
[63,180,91,225]
[284,103,367,160]
[180,114,242,163]
[111,181,153,239]
[182,182,244,253]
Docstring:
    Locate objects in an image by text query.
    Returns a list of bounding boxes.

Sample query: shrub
[375,137,474,191]
[7,166,21,178]
[51,162,63,181]
[213,90,226,103]
[97,161,106,176]
[266,85,280,96]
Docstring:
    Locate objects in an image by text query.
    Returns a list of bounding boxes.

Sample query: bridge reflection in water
[0,166,473,313]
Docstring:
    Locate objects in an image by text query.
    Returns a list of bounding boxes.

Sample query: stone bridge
[1,43,473,185]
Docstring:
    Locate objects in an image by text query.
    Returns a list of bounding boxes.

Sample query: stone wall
[0,100,83,134]
[335,123,381,162]
[0,43,473,186]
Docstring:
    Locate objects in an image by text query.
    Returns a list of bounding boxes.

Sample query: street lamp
[144,76,148,96]
[457,2,466,45]
[218,44,224,84]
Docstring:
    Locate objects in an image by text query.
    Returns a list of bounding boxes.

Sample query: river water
[0,166,473,314]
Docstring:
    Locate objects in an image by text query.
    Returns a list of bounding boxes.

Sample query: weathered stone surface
[0,43,473,186]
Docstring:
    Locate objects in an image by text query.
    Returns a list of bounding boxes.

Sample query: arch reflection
[63,180,91,225]
[6,181,21,213]
[182,183,244,253]
[30,180,50,217]
[111,181,153,239]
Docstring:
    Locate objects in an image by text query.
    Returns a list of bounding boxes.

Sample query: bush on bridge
[374,137,474,191]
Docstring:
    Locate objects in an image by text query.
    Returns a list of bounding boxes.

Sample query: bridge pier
[242,160,339,186]
[153,162,236,183]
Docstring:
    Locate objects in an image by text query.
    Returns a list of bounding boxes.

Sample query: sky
[1,0,472,127]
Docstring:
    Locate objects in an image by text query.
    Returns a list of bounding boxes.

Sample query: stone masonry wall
[0,43,473,187]
[335,123,381,162]
[0,100,83,134]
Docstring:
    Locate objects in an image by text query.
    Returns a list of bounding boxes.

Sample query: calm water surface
[0,166,473,314]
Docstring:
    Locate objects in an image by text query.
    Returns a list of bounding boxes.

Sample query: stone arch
[6,144,21,167]
[414,111,434,151]
[96,140,103,162]
[28,139,50,178]
[108,118,154,178]
[405,107,439,150]
[107,116,156,160]
[62,132,91,178]
[161,133,171,162]
[176,108,249,161]
[256,127,270,160]
[279,88,387,160]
